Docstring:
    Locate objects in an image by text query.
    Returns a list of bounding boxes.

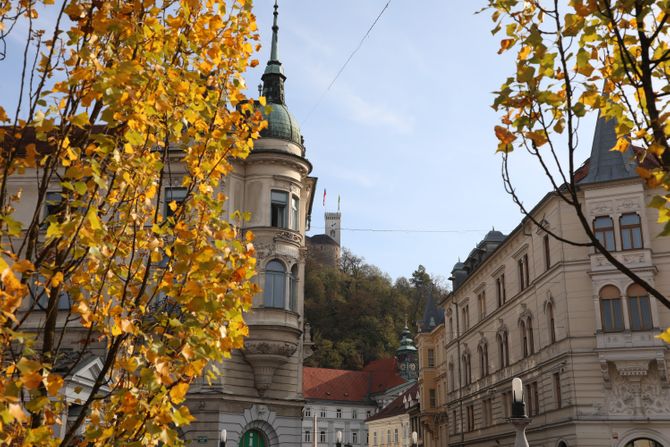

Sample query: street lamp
[509,377,531,447]
[411,431,418,447]
[336,430,342,447]
[219,429,227,447]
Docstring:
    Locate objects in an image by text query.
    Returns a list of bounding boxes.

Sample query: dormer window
[271,190,288,228]
[594,216,615,251]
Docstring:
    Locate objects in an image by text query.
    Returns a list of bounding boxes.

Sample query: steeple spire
[262,0,286,104]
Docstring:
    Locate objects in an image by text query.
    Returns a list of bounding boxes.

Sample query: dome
[452,261,465,272]
[260,103,302,146]
[483,230,506,243]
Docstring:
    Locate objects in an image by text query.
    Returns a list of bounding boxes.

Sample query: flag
[337,194,341,212]
[323,188,326,207]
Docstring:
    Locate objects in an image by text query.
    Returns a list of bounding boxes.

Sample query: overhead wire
[309,227,488,234]
[303,0,392,123]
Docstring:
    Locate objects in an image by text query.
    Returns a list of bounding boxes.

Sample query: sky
[0,0,599,283]
[248,0,597,282]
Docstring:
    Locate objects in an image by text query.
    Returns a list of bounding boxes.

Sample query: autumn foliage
[0,0,264,445]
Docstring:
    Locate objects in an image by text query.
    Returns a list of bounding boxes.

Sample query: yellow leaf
[610,138,629,153]
[45,373,64,396]
[169,382,189,404]
[87,208,103,230]
[656,327,670,344]
[8,403,28,423]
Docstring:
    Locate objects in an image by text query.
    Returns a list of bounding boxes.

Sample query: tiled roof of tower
[365,382,419,422]
[580,114,638,184]
[304,358,407,402]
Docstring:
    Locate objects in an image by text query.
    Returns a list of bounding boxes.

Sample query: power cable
[309,227,488,234]
[303,0,392,123]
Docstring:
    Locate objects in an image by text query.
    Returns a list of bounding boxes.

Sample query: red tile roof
[304,358,407,403]
[304,367,372,402]
[363,358,406,394]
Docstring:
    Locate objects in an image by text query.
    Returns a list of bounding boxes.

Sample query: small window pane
[264,260,285,308]
[271,191,288,203]
[291,195,299,231]
[271,190,288,228]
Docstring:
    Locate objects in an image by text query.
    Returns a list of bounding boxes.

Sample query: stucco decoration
[242,340,298,396]
[603,362,670,416]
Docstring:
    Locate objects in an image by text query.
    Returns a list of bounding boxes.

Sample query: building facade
[417,116,670,447]
[185,3,317,446]
[365,383,419,447]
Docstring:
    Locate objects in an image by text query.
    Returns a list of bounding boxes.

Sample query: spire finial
[270,0,279,62]
[262,0,286,104]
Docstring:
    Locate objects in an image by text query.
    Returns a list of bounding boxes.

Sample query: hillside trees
[304,250,445,369]
[487,0,670,315]
[0,1,263,445]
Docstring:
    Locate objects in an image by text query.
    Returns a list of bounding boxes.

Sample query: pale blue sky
[0,1,598,283]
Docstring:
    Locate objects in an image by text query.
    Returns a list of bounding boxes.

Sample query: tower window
[270,190,288,228]
[594,216,615,251]
[263,260,286,308]
[289,264,298,311]
[290,195,300,230]
[620,213,643,250]
[427,348,435,368]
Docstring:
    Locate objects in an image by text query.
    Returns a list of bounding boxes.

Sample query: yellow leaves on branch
[0,0,264,444]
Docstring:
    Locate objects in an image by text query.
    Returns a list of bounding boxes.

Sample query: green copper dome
[260,103,302,146]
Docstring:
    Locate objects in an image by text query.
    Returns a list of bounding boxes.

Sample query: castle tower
[324,211,341,246]
[187,2,316,446]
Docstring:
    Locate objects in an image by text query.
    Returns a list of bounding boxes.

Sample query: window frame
[627,284,653,331]
[290,194,300,231]
[620,213,643,250]
[543,234,551,270]
[270,189,289,228]
[599,285,625,332]
[593,215,616,251]
[263,260,287,308]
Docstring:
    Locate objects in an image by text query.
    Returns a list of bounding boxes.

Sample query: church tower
[396,326,418,381]
[187,2,316,446]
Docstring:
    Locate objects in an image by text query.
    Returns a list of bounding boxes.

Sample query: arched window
[624,439,663,447]
[264,260,286,308]
[620,213,643,250]
[527,317,534,355]
[627,284,652,331]
[600,285,624,332]
[547,301,557,344]
[594,216,616,251]
[478,342,489,378]
[497,331,509,370]
[520,320,528,358]
[289,264,298,311]
[462,351,471,385]
[557,441,568,447]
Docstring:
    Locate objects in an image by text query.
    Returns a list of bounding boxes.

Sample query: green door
[239,429,266,447]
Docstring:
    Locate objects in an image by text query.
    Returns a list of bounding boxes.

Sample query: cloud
[302,64,415,134]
